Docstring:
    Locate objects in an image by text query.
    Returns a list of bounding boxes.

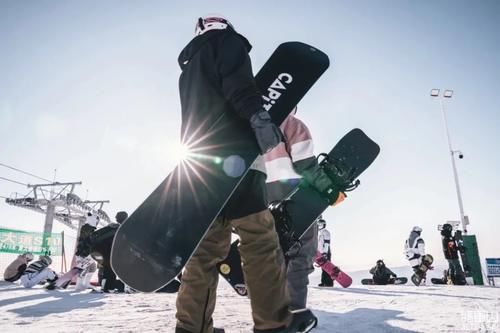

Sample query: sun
[172,143,191,162]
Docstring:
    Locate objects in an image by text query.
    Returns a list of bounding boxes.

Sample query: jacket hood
[178,28,252,70]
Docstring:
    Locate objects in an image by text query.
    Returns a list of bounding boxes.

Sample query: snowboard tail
[111,42,330,292]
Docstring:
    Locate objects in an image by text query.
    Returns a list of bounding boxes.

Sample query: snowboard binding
[318,153,361,194]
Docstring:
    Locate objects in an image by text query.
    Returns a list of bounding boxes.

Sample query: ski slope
[1,275,498,333]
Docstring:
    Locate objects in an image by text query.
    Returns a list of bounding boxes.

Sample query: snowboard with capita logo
[111,42,330,292]
[218,129,379,295]
[361,277,408,285]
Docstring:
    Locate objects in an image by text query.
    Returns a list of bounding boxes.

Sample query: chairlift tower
[5,181,111,251]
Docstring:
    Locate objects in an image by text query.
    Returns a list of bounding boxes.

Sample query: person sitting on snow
[20,255,58,288]
[3,252,34,282]
[369,259,397,285]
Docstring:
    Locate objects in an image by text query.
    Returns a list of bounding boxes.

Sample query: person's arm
[283,117,343,205]
[369,266,376,275]
[217,33,262,120]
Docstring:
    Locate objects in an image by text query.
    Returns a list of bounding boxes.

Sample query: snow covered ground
[1,273,499,333]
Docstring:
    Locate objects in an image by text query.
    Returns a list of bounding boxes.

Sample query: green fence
[0,227,62,256]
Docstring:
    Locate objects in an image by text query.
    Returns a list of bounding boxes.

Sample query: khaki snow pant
[286,223,318,310]
[176,209,291,333]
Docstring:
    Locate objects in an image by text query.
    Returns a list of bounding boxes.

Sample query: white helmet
[195,15,233,36]
[316,216,326,230]
[412,226,422,233]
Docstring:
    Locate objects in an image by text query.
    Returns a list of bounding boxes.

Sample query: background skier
[174,15,318,333]
[405,226,433,285]
[369,259,397,285]
[439,223,466,285]
[73,212,98,291]
[404,226,426,270]
[317,218,334,287]
[91,211,128,292]
[3,252,34,282]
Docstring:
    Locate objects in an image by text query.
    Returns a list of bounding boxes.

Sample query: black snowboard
[454,230,472,277]
[217,239,248,296]
[361,277,408,285]
[111,42,330,292]
[431,278,448,285]
[218,129,380,294]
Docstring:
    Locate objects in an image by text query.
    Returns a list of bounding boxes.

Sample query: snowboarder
[3,252,34,282]
[404,226,433,285]
[404,226,426,269]
[20,255,58,288]
[317,218,334,287]
[91,211,128,292]
[438,223,466,285]
[369,260,397,285]
[264,109,343,303]
[175,15,318,333]
[73,212,98,291]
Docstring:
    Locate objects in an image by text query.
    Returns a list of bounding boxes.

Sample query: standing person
[3,252,34,282]
[404,226,425,269]
[264,110,343,303]
[405,226,433,285]
[175,15,322,333]
[73,212,98,291]
[439,223,466,285]
[91,211,128,292]
[369,260,397,285]
[317,218,334,287]
[20,255,58,288]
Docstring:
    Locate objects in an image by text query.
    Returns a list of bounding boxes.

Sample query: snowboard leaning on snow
[111,41,330,292]
[314,251,352,288]
[218,129,379,295]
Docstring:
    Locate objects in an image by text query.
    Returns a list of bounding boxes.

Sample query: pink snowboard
[314,251,352,288]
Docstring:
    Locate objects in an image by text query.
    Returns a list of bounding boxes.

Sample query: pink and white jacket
[264,114,316,202]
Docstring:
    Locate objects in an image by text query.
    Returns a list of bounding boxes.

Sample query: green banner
[0,227,62,256]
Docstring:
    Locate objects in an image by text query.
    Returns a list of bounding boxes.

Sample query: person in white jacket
[317,218,333,287]
[404,226,426,268]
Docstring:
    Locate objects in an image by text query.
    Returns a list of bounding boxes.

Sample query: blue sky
[1,0,499,270]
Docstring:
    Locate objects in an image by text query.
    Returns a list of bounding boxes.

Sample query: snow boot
[254,309,318,333]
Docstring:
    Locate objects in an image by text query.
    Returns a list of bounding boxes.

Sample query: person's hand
[250,111,282,154]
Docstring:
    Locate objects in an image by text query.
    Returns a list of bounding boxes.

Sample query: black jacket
[178,29,267,219]
[178,28,261,142]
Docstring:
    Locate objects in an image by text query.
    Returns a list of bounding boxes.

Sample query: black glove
[250,111,282,154]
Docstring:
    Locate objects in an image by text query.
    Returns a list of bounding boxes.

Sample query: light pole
[430,89,469,234]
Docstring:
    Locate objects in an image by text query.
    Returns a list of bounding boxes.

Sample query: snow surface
[1,271,499,333]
